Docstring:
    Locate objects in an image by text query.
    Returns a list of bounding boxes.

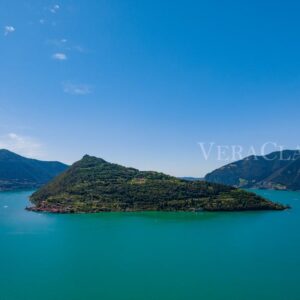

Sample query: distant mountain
[0,149,68,191]
[179,177,203,181]
[27,155,286,213]
[205,150,300,191]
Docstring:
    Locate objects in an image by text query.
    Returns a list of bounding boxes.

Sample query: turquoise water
[0,190,299,300]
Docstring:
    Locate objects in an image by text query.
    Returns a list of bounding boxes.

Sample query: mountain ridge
[0,149,68,191]
[205,150,300,190]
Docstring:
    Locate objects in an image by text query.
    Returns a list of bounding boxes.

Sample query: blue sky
[1,0,300,176]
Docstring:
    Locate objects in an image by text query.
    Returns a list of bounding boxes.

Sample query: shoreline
[26,204,289,214]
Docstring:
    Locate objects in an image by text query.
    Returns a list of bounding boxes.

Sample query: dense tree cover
[29,155,286,213]
[205,150,300,191]
[0,149,68,191]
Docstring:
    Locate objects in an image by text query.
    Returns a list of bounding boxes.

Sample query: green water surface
[0,189,299,300]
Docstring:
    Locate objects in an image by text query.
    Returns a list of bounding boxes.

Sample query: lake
[0,189,299,300]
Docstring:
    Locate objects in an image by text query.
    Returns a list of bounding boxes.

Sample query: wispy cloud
[73,45,87,53]
[63,82,93,95]
[46,38,66,48]
[0,133,44,159]
[50,4,60,13]
[46,39,87,54]
[52,53,67,60]
[4,26,15,36]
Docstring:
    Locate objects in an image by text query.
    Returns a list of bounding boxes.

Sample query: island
[27,155,287,213]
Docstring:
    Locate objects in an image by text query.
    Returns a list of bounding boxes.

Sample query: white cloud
[4,26,15,36]
[50,4,60,13]
[0,133,44,159]
[63,82,93,95]
[52,53,67,60]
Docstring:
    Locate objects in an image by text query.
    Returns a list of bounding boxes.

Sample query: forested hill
[28,154,286,213]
